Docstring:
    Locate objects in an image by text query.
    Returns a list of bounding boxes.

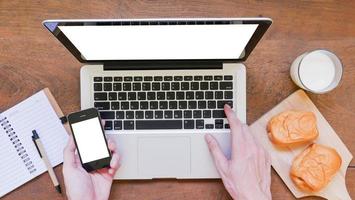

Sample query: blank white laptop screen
[58,24,258,60]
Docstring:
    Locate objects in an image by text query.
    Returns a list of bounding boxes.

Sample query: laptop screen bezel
[43,18,272,63]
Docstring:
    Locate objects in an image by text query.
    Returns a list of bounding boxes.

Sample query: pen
[32,130,62,194]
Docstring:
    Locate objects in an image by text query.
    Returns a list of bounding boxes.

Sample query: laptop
[43,18,272,179]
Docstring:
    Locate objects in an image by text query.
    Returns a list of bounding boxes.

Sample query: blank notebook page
[0,90,68,197]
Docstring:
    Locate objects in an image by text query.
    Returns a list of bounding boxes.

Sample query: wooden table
[1,1,354,199]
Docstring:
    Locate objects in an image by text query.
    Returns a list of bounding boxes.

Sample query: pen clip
[32,130,42,158]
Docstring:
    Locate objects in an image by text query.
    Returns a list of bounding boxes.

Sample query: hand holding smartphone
[68,108,111,172]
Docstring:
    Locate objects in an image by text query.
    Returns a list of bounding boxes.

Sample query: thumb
[63,134,76,167]
[205,134,228,173]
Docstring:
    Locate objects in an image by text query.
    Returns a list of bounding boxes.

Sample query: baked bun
[267,110,319,146]
[290,144,342,192]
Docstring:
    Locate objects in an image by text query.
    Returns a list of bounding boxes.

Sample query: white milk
[290,50,342,94]
[299,51,335,91]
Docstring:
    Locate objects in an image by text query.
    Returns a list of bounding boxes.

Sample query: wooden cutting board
[249,90,353,199]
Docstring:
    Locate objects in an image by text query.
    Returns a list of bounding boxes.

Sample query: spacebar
[136,120,182,130]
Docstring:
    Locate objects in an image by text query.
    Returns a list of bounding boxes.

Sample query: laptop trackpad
[138,137,191,178]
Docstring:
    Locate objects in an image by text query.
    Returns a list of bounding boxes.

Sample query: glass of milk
[290,49,343,94]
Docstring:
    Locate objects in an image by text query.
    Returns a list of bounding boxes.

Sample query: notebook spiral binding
[0,116,36,174]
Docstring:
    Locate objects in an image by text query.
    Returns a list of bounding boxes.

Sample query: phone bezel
[67,108,112,172]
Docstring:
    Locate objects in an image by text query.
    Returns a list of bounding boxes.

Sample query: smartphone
[68,108,111,172]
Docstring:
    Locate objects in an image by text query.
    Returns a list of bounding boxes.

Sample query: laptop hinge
[103,61,223,70]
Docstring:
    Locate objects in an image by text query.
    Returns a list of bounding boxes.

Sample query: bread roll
[290,144,342,192]
[267,110,319,146]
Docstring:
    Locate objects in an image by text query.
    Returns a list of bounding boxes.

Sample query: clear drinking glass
[290,49,343,94]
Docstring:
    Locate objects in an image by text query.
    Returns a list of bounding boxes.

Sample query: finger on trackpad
[138,137,191,178]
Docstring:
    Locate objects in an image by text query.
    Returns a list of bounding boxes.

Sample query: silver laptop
[43,18,272,179]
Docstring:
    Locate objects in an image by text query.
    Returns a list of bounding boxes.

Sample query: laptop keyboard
[93,75,234,131]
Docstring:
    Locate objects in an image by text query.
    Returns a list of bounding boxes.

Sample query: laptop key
[224,75,233,80]
[210,82,218,90]
[136,120,182,129]
[191,82,199,90]
[213,110,225,118]
[164,76,173,81]
[169,101,178,109]
[224,91,233,99]
[174,111,182,119]
[198,101,206,109]
[178,101,187,109]
[159,101,168,109]
[128,92,136,100]
[126,111,134,119]
[124,77,132,82]
[200,82,208,90]
[111,102,119,110]
[109,92,117,100]
[171,82,180,90]
[186,92,194,99]
[225,124,230,129]
[181,82,189,90]
[205,124,214,129]
[94,83,102,91]
[134,77,143,81]
[162,82,170,90]
[184,110,192,118]
[194,76,202,81]
[220,82,233,90]
[118,92,127,100]
[150,101,158,109]
[145,111,154,119]
[174,76,183,81]
[157,92,165,100]
[176,92,185,100]
[116,111,124,119]
[188,101,197,109]
[196,91,204,99]
[205,91,213,99]
[142,82,151,91]
[121,102,129,110]
[136,111,144,119]
[147,92,156,100]
[217,101,233,108]
[154,76,162,81]
[94,102,110,110]
[114,77,122,82]
[104,83,112,91]
[193,110,201,118]
[214,75,223,80]
[164,111,173,119]
[94,77,103,82]
[144,76,153,81]
[155,111,164,119]
[123,83,131,91]
[152,83,160,90]
[196,120,204,129]
[133,83,141,91]
[130,101,139,110]
[138,92,146,100]
[113,83,122,91]
[184,120,194,129]
[104,77,113,82]
[167,92,175,100]
[100,111,115,119]
[204,76,213,81]
[184,76,193,81]
[104,121,113,130]
[124,120,134,130]
[215,91,223,99]
[203,110,211,118]
[140,101,149,109]
[114,121,122,130]
[94,93,107,101]
[208,101,216,109]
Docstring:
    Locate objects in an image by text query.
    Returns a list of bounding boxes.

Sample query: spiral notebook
[0,88,69,197]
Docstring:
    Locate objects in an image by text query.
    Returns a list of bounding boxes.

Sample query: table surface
[0,0,354,199]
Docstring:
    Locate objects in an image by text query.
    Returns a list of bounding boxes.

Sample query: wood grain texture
[0,0,354,199]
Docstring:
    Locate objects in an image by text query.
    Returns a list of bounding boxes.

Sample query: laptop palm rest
[138,136,191,178]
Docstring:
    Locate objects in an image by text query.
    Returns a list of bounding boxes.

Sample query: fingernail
[224,104,231,109]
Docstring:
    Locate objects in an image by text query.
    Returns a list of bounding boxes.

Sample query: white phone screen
[71,117,110,163]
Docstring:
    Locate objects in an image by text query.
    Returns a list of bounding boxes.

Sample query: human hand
[63,134,120,200]
[205,105,272,200]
